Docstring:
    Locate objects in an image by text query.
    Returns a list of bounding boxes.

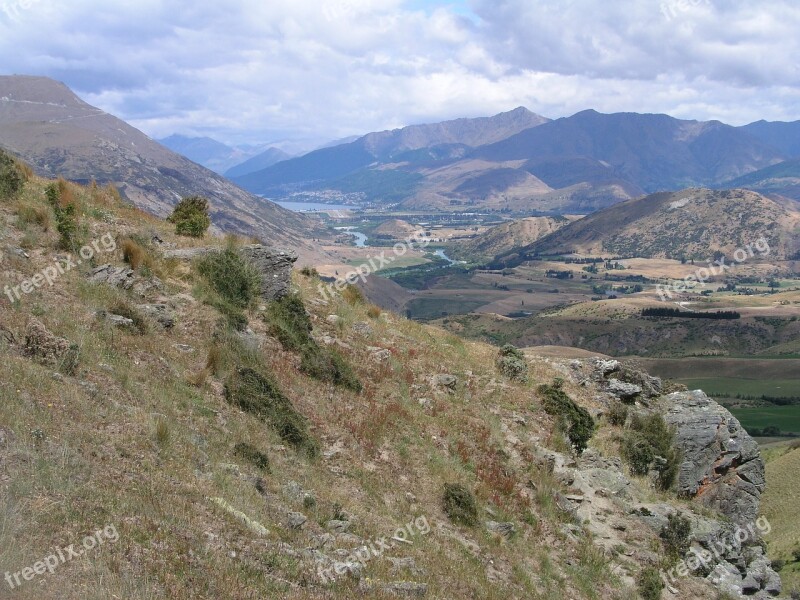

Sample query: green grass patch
[730,406,800,435]
[680,378,800,399]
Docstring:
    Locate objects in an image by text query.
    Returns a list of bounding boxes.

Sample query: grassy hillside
[762,443,800,592]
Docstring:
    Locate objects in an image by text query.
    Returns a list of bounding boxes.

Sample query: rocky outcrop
[660,390,765,525]
[87,264,163,296]
[163,244,297,301]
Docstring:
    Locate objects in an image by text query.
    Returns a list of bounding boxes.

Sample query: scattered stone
[103,313,135,329]
[174,344,194,353]
[485,521,516,539]
[326,315,341,325]
[136,304,176,329]
[287,512,308,530]
[352,321,373,336]
[430,374,457,391]
[325,520,350,533]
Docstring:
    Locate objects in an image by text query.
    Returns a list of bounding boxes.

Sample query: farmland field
[729,406,800,434]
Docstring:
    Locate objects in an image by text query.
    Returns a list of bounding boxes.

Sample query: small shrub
[771,559,785,572]
[622,413,681,490]
[167,195,211,237]
[225,367,318,458]
[496,344,528,382]
[154,418,170,447]
[299,266,318,277]
[197,247,262,310]
[45,182,79,251]
[233,442,271,472]
[443,483,478,526]
[660,513,692,559]
[637,566,664,600]
[607,400,629,426]
[0,148,29,200]
[538,379,595,454]
[266,294,362,391]
[16,203,51,231]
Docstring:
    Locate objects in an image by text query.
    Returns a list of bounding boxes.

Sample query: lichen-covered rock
[23,318,77,373]
[239,245,297,301]
[136,304,175,329]
[605,378,642,401]
[661,390,765,524]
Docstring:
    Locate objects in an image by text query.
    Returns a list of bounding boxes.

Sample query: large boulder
[239,245,297,301]
[660,390,765,524]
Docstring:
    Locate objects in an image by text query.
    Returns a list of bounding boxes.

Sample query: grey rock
[593,358,620,376]
[105,314,135,328]
[326,315,341,325]
[352,321,373,336]
[325,520,351,533]
[287,512,308,530]
[86,264,136,289]
[485,521,516,538]
[239,245,297,301]
[605,378,642,400]
[707,561,743,596]
[431,374,457,390]
[661,390,765,524]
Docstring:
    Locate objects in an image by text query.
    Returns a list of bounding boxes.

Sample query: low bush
[660,513,692,559]
[442,483,478,526]
[225,367,318,458]
[45,181,80,251]
[496,344,529,382]
[538,379,594,454]
[0,148,29,200]
[233,442,271,472]
[266,294,362,391]
[621,413,681,490]
[607,400,629,426]
[637,566,664,600]
[167,195,211,237]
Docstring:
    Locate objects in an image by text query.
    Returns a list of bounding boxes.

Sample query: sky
[1,0,799,150]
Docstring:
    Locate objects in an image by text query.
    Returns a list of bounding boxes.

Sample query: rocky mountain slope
[491,188,800,267]
[449,216,577,262]
[0,153,785,599]
[0,75,328,262]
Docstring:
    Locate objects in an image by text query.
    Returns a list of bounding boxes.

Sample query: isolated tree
[168,195,211,237]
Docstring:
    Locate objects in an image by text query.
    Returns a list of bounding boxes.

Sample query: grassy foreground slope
[762,443,800,592]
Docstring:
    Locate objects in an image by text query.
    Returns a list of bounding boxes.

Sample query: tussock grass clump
[224,367,318,458]
[299,265,318,277]
[621,412,681,490]
[233,442,271,473]
[538,379,594,454]
[120,237,152,271]
[341,284,364,305]
[0,148,30,200]
[496,344,529,382]
[196,246,262,331]
[16,203,51,231]
[266,294,362,392]
[168,195,211,237]
[443,483,478,526]
[366,305,382,319]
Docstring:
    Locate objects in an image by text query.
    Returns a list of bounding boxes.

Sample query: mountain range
[232,108,800,213]
[0,76,328,261]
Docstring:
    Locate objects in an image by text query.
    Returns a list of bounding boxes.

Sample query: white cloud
[0,0,798,147]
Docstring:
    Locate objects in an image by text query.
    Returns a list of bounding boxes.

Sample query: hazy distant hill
[739,120,800,158]
[233,107,788,215]
[723,158,800,202]
[491,188,800,266]
[232,107,550,196]
[0,75,328,258]
[224,147,292,178]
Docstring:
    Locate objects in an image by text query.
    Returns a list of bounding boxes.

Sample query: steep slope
[476,110,785,193]
[492,188,800,266]
[449,216,577,262]
[0,167,780,599]
[232,107,550,196]
[0,75,328,261]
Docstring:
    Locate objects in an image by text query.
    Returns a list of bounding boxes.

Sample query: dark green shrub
[621,413,681,490]
[233,442,271,472]
[637,566,664,600]
[443,483,478,526]
[538,379,595,454]
[607,400,629,426]
[266,295,362,392]
[45,182,79,251]
[225,367,318,458]
[0,148,28,200]
[197,248,262,310]
[168,195,211,237]
[496,344,529,382]
[660,513,692,559]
